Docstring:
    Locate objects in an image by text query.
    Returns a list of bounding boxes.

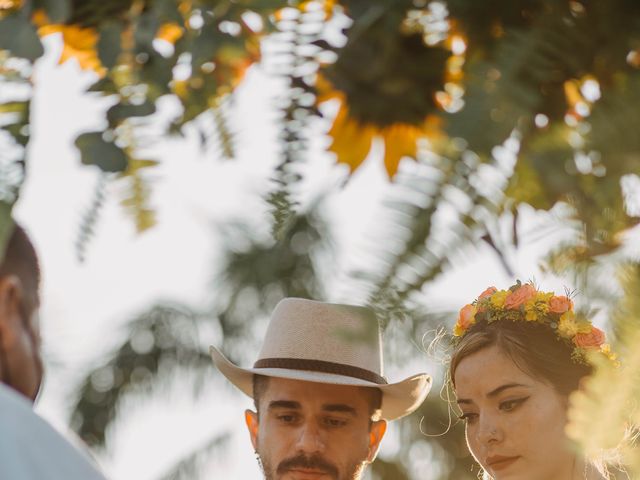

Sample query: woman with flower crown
[449,281,616,480]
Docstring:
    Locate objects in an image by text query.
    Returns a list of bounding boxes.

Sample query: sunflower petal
[328,103,374,173]
[381,124,419,179]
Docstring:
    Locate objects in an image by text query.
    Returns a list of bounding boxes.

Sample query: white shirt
[0,383,107,480]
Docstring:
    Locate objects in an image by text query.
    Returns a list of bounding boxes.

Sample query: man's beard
[258,452,367,480]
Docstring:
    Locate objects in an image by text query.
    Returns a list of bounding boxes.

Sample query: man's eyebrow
[456,383,530,405]
[268,400,301,410]
[322,404,358,416]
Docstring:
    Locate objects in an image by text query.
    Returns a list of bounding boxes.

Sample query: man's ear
[366,419,387,463]
[0,275,23,325]
[245,409,260,451]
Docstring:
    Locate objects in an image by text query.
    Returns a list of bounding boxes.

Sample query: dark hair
[0,224,40,310]
[450,320,592,397]
[252,374,383,420]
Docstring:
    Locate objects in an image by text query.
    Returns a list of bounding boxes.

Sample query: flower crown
[453,281,617,365]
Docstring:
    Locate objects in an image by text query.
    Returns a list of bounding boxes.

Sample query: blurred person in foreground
[449,281,618,480]
[211,298,432,480]
[0,222,107,479]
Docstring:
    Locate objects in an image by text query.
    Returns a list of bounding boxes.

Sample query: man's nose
[295,421,325,453]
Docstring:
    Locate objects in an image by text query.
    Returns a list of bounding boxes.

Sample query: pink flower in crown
[454,304,477,336]
[548,295,573,314]
[573,326,606,348]
[504,283,536,310]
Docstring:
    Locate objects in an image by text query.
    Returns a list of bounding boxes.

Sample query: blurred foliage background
[1,0,640,478]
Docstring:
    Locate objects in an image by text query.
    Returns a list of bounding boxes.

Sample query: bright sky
[13,34,582,480]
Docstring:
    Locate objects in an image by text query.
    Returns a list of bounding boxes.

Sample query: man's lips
[287,469,332,478]
[486,455,520,470]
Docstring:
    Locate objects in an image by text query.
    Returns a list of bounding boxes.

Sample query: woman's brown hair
[450,319,592,396]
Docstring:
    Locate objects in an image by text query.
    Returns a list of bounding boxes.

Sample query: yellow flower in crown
[490,290,508,308]
[525,306,538,322]
[453,280,617,366]
[558,311,581,339]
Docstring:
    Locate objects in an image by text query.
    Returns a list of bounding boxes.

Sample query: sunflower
[314,4,468,179]
[318,75,444,179]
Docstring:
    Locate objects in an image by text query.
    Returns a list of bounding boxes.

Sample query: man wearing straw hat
[211,298,432,480]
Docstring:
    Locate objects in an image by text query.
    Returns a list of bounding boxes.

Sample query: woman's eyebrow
[486,383,530,398]
[456,383,531,405]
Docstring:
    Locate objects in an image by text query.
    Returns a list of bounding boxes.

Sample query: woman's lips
[486,455,520,471]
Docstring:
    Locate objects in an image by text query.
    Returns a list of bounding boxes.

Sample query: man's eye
[500,397,529,412]
[277,414,298,424]
[323,417,347,428]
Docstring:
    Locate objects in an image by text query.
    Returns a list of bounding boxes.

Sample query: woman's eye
[500,397,529,412]
[459,412,478,423]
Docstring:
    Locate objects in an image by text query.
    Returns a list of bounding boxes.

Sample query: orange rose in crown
[548,295,573,314]
[504,283,536,309]
[478,286,497,300]
[573,326,606,348]
[454,304,477,336]
[476,287,497,313]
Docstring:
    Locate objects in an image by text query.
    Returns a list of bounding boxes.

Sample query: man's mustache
[277,454,339,478]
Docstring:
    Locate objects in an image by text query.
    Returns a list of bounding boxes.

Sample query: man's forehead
[262,377,371,407]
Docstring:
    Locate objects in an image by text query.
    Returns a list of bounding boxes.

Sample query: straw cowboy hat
[210,297,432,420]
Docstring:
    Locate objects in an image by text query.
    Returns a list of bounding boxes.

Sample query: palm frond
[212,209,330,363]
[211,100,235,160]
[0,53,32,248]
[71,303,210,447]
[363,146,509,326]
[266,6,328,239]
[118,157,158,233]
[155,431,232,480]
[75,173,109,262]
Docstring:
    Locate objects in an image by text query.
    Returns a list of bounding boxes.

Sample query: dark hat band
[254,358,388,385]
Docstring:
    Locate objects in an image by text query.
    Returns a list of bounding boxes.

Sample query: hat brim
[210,346,432,421]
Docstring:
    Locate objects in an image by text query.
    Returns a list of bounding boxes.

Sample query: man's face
[245,377,387,480]
[0,275,43,401]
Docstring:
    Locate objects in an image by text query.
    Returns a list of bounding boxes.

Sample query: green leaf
[0,14,44,61]
[40,0,71,23]
[106,101,156,125]
[153,0,185,23]
[0,202,14,261]
[135,12,161,50]
[86,76,119,94]
[98,22,123,69]
[75,132,128,172]
[191,27,219,68]
[0,101,28,115]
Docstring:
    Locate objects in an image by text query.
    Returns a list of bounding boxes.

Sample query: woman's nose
[477,414,503,445]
